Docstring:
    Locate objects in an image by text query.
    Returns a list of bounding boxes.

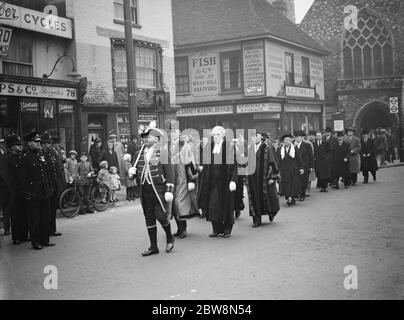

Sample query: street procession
[0,0,403,302]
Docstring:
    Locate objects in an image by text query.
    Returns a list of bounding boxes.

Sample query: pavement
[1,165,404,300]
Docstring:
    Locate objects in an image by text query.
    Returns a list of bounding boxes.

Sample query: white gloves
[299,169,304,175]
[344,158,348,162]
[188,182,195,191]
[229,181,236,192]
[268,179,275,185]
[199,166,204,172]
[128,167,137,176]
[87,173,92,178]
[165,192,173,202]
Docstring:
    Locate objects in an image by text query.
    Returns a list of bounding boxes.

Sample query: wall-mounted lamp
[43,54,81,79]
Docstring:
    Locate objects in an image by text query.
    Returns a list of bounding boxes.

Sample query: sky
[295,0,316,23]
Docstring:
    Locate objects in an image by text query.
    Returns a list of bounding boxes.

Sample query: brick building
[70,0,176,152]
[173,0,328,138]
[299,0,403,153]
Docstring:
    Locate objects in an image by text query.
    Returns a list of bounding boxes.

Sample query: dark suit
[313,139,332,190]
[361,137,378,182]
[332,141,351,188]
[295,141,314,198]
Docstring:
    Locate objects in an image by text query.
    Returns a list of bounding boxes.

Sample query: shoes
[305,194,310,198]
[13,240,21,245]
[363,181,368,184]
[52,232,62,236]
[166,241,175,253]
[173,232,180,237]
[141,248,159,257]
[269,215,275,222]
[41,242,56,247]
[33,244,43,250]
[252,223,261,228]
[235,210,241,218]
[86,208,95,214]
[178,231,187,239]
[209,233,222,238]
[344,185,349,189]
[223,234,231,238]
[299,196,305,201]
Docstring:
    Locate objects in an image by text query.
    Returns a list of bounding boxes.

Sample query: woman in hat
[277,134,304,206]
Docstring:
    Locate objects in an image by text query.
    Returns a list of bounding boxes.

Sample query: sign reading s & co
[0,2,72,39]
[0,82,77,100]
[0,26,12,56]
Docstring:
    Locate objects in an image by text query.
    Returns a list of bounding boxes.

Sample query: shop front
[0,77,79,151]
[282,103,324,135]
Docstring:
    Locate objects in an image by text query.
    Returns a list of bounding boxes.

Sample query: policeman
[41,132,62,237]
[5,134,29,244]
[129,125,175,257]
[22,132,55,250]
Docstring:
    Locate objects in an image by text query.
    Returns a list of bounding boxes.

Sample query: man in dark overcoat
[360,130,378,183]
[313,132,332,192]
[294,131,314,201]
[331,132,351,189]
[198,126,237,238]
[246,132,280,227]
[4,134,29,244]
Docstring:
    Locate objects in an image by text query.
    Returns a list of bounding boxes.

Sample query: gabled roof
[173,0,329,55]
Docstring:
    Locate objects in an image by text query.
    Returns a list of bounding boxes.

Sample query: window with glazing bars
[175,57,189,94]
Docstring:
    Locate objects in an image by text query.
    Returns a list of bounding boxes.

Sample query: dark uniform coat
[313,139,332,180]
[361,137,378,173]
[246,143,280,218]
[198,141,237,226]
[332,141,351,178]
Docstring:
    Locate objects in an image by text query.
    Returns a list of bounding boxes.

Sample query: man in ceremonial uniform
[22,132,55,250]
[4,134,29,244]
[41,132,63,237]
[129,125,175,256]
[246,132,279,227]
[294,131,314,201]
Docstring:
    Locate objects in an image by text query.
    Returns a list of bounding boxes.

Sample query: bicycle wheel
[59,188,82,218]
[91,183,110,212]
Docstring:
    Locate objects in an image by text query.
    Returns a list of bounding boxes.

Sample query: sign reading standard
[190,51,219,97]
[0,2,72,39]
[0,82,77,100]
[0,26,12,56]
[243,40,265,96]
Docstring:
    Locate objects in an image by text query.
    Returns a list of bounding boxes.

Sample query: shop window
[58,101,75,152]
[40,100,57,138]
[175,57,190,94]
[342,8,394,78]
[114,0,138,24]
[117,113,130,145]
[285,53,295,85]
[2,31,33,77]
[301,57,310,87]
[220,51,242,91]
[112,41,159,89]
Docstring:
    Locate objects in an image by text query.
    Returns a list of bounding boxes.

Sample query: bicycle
[59,174,111,218]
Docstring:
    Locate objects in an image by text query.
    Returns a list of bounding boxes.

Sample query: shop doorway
[88,114,107,151]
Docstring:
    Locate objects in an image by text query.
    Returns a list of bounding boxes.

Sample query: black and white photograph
[0,0,403,306]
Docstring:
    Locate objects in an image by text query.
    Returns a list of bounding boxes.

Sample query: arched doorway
[355,101,398,130]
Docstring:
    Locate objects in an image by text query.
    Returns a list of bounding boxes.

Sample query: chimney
[272,0,288,17]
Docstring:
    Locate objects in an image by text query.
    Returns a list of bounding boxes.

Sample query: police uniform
[131,127,175,256]
[22,132,55,250]
[4,134,29,244]
[41,132,62,236]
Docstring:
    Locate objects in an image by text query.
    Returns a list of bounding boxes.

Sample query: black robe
[332,141,351,178]
[198,141,237,226]
[246,143,279,217]
[296,141,314,190]
[361,138,378,173]
[278,145,303,198]
[313,139,332,180]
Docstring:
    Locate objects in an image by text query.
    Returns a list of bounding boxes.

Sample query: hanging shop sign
[236,103,281,114]
[285,86,315,98]
[177,105,234,117]
[243,40,266,96]
[0,2,72,39]
[190,51,219,96]
[0,26,12,56]
[0,82,77,100]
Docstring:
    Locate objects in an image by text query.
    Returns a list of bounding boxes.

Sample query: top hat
[294,130,305,137]
[347,127,355,133]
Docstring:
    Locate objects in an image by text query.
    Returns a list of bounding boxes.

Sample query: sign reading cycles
[0,82,77,100]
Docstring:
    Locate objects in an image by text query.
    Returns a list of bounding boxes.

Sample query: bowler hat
[52,136,60,144]
[326,127,333,133]
[5,134,22,147]
[347,127,355,133]
[40,132,53,143]
[24,131,41,142]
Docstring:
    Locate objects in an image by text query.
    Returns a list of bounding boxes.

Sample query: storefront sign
[177,105,234,117]
[236,103,281,114]
[0,2,73,39]
[253,113,281,120]
[190,51,219,96]
[139,114,158,122]
[286,86,315,98]
[334,120,344,131]
[20,99,39,112]
[0,82,77,100]
[58,102,74,113]
[0,26,12,56]
[284,105,322,113]
[243,40,265,96]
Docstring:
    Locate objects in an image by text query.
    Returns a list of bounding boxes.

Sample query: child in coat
[109,166,121,202]
[97,161,112,204]
[122,153,137,201]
